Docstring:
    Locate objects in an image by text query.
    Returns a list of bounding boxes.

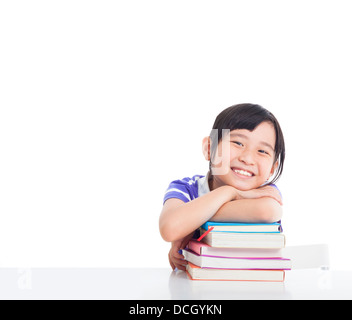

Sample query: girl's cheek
[229,148,239,160]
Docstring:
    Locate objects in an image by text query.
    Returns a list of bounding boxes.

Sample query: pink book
[182,248,292,270]
[187,240,284,259]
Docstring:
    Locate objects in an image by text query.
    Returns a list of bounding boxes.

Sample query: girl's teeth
[234,169,252,177]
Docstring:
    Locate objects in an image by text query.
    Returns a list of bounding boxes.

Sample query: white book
[186,263,285,282]
[200,230,286,248]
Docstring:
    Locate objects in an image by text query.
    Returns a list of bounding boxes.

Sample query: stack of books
[183,221,291,282]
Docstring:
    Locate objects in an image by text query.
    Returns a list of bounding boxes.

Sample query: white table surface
[0,267,351,300]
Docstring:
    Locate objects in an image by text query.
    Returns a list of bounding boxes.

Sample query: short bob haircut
[209,103,285,185]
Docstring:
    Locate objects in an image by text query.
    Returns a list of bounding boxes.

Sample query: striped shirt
[163,173,283,229]
[163,173,281,204]
[163,174,210,204]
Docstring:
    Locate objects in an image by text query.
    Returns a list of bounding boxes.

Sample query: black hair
[209,103,285,184]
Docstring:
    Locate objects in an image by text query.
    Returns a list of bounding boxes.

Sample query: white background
[1,1,351,269]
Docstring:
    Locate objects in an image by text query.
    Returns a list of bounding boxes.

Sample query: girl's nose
[238,151,255,165]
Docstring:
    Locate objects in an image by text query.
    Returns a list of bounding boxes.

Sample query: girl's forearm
[160,186,236,242]
[210,197,283,223]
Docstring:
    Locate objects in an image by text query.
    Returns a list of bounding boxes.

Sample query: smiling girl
[159,103,285,271]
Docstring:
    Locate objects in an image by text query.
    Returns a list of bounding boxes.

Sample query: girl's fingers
[175,264,187,272]
[173,259,188,271]
[170,255,188,269]
[171,255,188,266]
[269,194,283,205]
[171,247,185,260]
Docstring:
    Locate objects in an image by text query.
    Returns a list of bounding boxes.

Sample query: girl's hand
[169,239,187,271]
[168,232,194,271]
[234,185,283,205]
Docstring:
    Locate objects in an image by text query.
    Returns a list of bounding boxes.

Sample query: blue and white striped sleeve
[163,177,200,204]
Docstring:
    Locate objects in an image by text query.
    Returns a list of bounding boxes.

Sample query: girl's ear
[202,136,211,161]
[269,161,278,179]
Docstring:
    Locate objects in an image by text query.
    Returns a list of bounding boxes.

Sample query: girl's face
[207,121,278,191]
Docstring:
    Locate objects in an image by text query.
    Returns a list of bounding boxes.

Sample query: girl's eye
[232,141,243,147]
[258,149,269,155]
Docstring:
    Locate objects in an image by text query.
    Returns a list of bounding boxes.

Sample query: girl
[159,103,285,271]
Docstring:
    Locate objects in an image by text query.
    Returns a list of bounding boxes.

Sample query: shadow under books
[168,269,291,300]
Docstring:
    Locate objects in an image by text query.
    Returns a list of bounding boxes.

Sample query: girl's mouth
[231,167,255,178]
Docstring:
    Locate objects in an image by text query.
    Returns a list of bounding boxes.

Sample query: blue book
[201,221,282,233]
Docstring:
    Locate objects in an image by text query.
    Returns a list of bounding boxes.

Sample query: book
[186,263,285,282]
[182,249,291,270]
[201,221,282,233]
[200,229,286,248]
[188,240,283,258]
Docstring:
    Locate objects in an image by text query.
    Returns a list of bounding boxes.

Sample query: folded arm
[159,186,236,242]
[159,184,282,242]
[210,197,282,223]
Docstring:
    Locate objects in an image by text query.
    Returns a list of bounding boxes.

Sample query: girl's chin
[229,180,258,191]
[231,185,253,191]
